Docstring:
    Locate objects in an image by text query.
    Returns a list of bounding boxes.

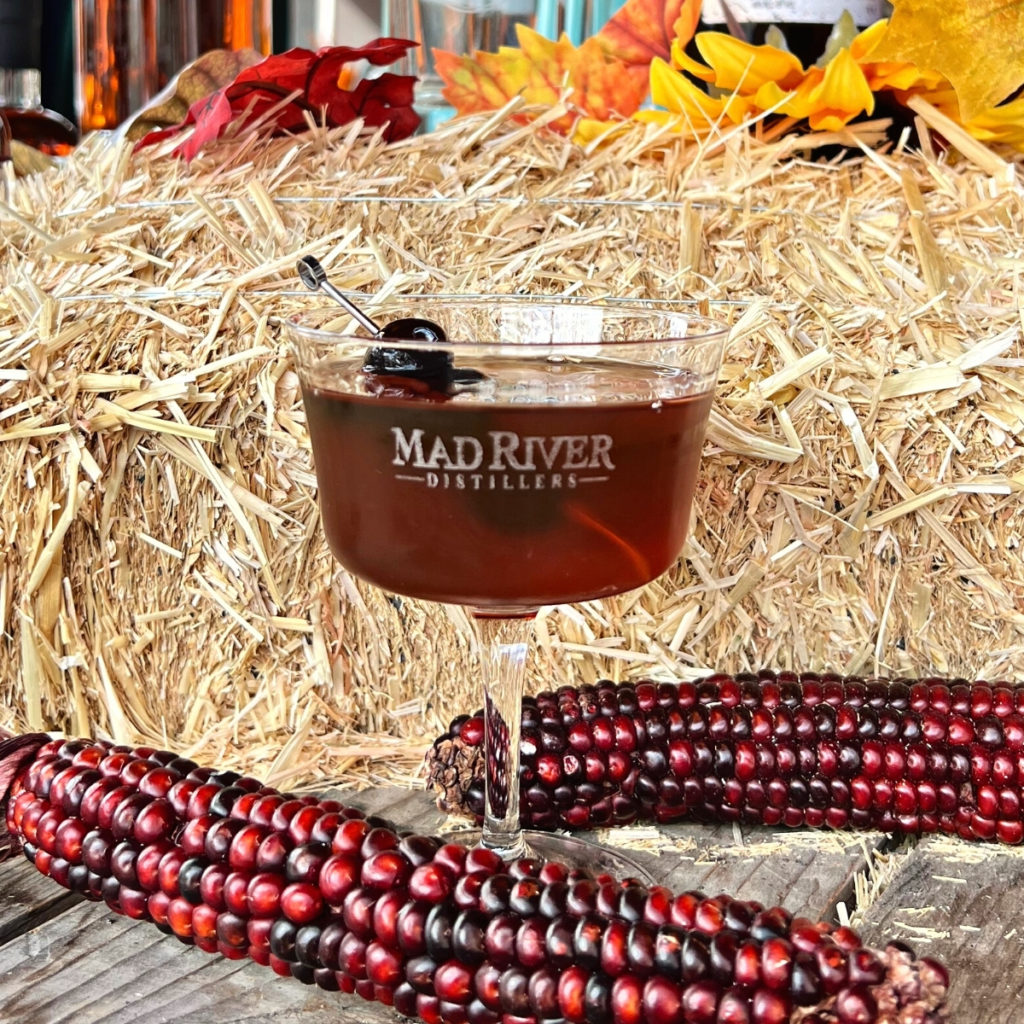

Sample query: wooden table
[2,785,1021,1022]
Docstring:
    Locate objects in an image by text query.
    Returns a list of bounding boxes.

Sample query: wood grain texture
[0,899,368,1024]
[853,835,1024,1023]
[0,857,81,945]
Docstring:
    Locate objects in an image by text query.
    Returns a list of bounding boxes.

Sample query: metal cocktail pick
[296,256,381,335]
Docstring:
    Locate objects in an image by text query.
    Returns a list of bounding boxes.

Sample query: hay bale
[1,113,1022,789]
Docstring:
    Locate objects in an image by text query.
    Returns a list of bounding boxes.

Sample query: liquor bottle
[74,0,161,133]
[1,113,14,203]
[698,0,892,65]
[0,0,78,154]
[42,0,79,130]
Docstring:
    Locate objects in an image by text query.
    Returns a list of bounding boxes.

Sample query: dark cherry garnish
[379,318,448,343]
[295,259,486,396]
[364,318,452,393]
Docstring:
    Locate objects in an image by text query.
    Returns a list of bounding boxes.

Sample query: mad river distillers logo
[391,427,616,490]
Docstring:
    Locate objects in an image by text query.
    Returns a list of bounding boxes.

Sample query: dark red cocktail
[302,358,714,609]
[289,297,726,864]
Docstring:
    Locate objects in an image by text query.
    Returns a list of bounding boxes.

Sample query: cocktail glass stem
[472,612,536,861]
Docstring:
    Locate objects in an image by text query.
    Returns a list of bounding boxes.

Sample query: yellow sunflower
[636,20,938,137]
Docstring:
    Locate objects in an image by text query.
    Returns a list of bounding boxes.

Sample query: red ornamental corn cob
[0,731,948,1024]
[427,671,1024,844]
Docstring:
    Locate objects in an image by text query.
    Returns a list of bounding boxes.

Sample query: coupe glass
[287,297,727,868]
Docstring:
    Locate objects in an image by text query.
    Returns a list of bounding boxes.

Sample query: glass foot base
[441,826,654,883]
[522,830,655,883]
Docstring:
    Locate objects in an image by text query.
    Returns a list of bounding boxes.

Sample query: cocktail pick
[296,256,449,347]
[296,255,382,335]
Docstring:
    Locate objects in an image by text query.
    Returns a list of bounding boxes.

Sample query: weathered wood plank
[0,786,885,1023]
[852,835,1024,1024]
[0,899,364,1024]
[0,857,81,944]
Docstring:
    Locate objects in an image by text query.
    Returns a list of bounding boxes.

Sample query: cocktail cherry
[296,257,455,389]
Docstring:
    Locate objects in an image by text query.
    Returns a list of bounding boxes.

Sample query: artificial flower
[795,45,878,131]
[689,32,804,96]
[852,20,947,93]
[434,0,1024,152]
[906,87,1024,150]
[648,23,918,135]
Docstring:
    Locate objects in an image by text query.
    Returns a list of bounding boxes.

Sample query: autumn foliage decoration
[433,0,701,137]
[434,0,1024,151]
[135,39,421,161]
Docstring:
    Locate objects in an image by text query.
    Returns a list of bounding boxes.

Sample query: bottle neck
[0,68,42,111]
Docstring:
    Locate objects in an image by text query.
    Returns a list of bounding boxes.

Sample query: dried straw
[1,112,1022,790]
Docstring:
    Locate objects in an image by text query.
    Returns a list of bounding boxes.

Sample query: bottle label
[700,0,888,24]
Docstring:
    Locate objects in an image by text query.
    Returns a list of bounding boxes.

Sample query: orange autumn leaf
[597,0,701,67]
[435,25,649,132]
[868,0,1024,120]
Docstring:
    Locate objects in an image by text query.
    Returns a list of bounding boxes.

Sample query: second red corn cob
[1,730,948,1024]
[427,670,1024,844]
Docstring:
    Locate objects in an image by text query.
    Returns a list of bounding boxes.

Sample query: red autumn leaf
[135,39,420,161]
[597,0,701,66]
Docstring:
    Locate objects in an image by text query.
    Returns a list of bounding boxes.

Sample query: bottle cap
[0,2,42,71]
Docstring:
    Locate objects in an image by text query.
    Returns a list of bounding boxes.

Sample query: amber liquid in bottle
[1,71,77,156]
[75,0,160,133]
[74,1,272,135]
[0,3,78,153]
[197,0,273,54]
[2,108,77,155]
